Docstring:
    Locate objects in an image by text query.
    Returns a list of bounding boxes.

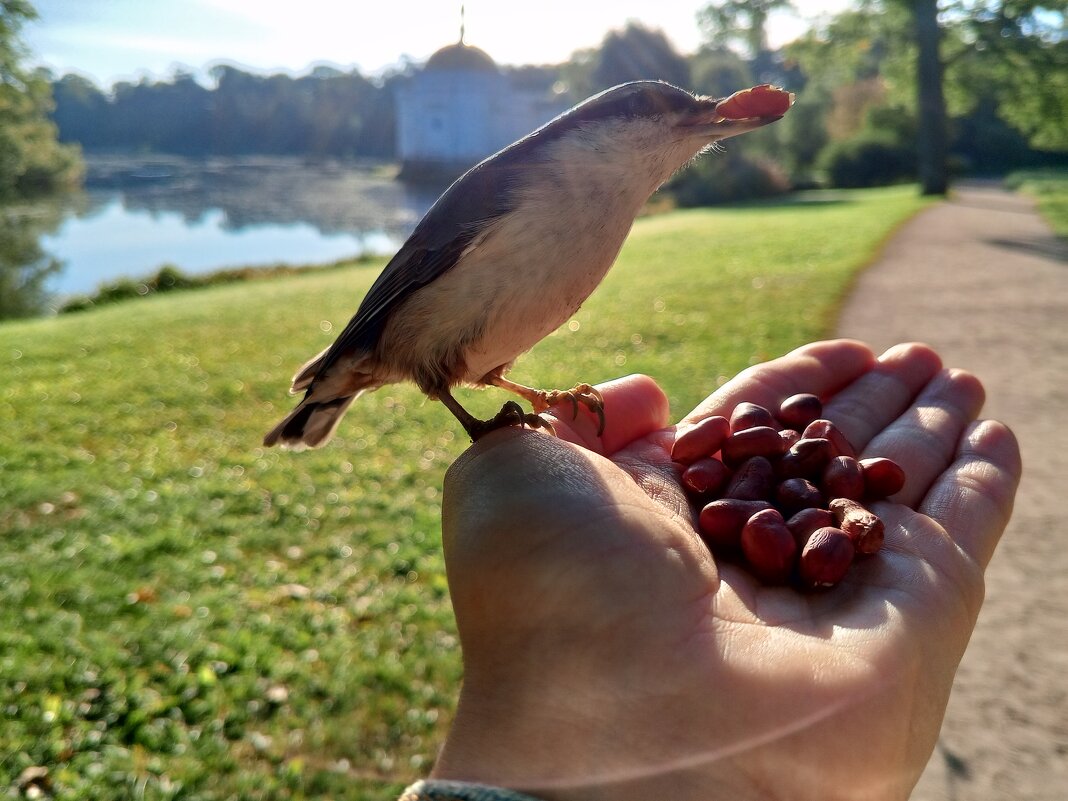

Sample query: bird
[264,80,790,449]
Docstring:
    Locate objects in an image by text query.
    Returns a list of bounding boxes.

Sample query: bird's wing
[308,157,528,383]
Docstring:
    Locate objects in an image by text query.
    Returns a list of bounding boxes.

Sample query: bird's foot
[467,401,556,442]
[537,384,606,436]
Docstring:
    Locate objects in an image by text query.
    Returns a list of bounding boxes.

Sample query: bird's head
[569,80,786,142]
[521,81,790,191]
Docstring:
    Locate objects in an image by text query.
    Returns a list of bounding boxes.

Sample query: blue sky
[25,0,852,88]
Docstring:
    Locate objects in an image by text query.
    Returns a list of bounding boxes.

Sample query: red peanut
[799,527,855,588]
[778,428,800,450]
[777,393,823,431]
[699,499,773,550]
[802,419,857,459]
[730,402,776,433]
[786,507,836,550]
[682,457,731,498]
[722,426,786,467]
[776,437,833,480]
[775,477,823,517]
[671,415,731,464]
[741,508,796,584]
[822,456,865,501]
[724,456,775,501]
[860,457,906,498]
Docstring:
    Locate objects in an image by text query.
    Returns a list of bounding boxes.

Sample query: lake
[8,156,442,303]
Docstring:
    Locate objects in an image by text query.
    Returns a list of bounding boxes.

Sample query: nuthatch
[265,80,788,448]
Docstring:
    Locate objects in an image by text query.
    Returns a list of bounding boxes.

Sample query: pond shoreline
[1,156,441,313]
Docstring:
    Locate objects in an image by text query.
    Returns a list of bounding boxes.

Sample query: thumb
[545,373,670,454]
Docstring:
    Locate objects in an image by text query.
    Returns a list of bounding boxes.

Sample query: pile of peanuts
[671,394,905,589]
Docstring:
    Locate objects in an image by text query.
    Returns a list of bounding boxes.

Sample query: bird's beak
[676,97,785,142]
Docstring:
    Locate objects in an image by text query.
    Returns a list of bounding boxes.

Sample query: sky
[25,0,854,88]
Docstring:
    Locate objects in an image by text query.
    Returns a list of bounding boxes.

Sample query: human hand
[432,340,1021,801]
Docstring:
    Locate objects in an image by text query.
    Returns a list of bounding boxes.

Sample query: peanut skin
[829,497,885,554]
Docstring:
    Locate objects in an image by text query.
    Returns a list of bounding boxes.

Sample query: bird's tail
[290,347,328,393]
[263,393,363,450]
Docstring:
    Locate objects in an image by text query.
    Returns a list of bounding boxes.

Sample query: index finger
[681,339,876,424]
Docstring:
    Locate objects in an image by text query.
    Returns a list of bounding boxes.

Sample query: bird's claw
[542,384,606,436]
[468,401,555,442]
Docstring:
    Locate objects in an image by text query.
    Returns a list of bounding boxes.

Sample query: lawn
[1006,169,1068,237]
[0,185,927,800]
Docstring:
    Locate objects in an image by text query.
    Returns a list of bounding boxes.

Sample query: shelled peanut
[672,393,906,589]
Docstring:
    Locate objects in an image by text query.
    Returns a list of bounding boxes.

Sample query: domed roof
[425,42,497,73]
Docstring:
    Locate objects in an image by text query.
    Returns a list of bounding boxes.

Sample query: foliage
[51,65,400,158]
[595,22,691,89]
[59,257,378,314]
[940,0,1068,152]
[819,132,917,188]
[788,0,1068,159]
[690,47,753,99]
[668,147,791,206]
[773,86,831,183]
[567,22,691,98]
[698,0,796,80]
[0,0,83,200]
[0,188,928,798]
[1007,169,1068,237]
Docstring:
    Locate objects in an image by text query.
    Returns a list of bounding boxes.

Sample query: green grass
[0,185,927,800]
[1006,169,1068,237]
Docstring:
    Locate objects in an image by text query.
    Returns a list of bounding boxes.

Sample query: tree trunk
[914,0,949,195]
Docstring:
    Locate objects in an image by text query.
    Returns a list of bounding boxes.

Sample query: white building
[395,41,568,181]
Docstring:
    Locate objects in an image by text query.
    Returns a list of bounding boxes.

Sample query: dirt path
[836,182,1068,800]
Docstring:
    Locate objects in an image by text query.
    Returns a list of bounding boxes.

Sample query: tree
[699,0,795,80]
[0,0,82,200]
[912,0,949,194]
[943,0,1068,152]
[588,23,691,92]
[789,1,1066,189]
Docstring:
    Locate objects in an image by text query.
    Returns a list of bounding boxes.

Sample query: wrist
[429,679,766,801]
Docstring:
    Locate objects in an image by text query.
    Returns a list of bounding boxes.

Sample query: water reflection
[1,157,441,317]
[0,195,87,319]
[85,155,439,236]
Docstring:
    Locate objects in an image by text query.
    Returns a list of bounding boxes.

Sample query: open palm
[434,340,1020,801]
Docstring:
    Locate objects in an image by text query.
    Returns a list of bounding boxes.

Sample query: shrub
[819,134,916,188]
[669,149,791,207]
[151,264,195,292]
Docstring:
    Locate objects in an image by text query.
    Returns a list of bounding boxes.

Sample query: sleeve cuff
[399,778,546,801]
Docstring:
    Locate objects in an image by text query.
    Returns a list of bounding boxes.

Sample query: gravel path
[835,182,1068,800]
